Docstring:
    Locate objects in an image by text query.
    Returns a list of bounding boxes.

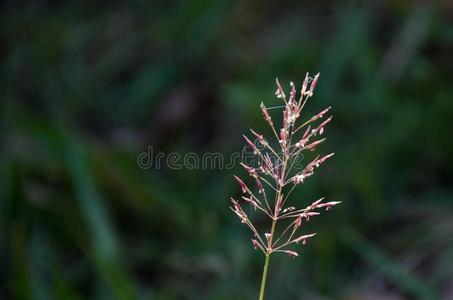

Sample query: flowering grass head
[229,73,340,299]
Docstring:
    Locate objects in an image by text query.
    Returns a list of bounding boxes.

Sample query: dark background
[1,1,453,299]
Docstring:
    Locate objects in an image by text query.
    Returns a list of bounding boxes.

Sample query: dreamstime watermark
[137,139,305,170]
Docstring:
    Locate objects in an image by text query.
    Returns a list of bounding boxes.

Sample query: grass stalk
[258,253,270,300]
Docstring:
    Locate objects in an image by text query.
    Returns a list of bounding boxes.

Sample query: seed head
[229,73,340,259]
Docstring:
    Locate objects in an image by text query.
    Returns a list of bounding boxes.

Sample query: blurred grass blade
[342,227,438,300]
[65,137,136,299]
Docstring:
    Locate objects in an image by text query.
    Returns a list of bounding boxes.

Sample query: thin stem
[259,216,277,300]
[258,254,270,300]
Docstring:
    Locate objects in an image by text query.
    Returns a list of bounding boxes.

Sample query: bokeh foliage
[2,1,453,299]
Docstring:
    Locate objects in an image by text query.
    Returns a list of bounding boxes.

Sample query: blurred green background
[2,1,453,299]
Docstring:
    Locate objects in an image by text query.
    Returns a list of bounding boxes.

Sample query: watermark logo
[137,139,304,170]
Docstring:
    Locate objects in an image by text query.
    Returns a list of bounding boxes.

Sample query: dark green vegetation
[1,1,452,299]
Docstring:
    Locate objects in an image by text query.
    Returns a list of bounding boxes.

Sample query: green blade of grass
[65,137,136,300]
[342,227,438,300]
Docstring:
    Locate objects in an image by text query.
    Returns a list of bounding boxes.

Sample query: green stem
[259,218,277,300]
[258,253,270,300]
